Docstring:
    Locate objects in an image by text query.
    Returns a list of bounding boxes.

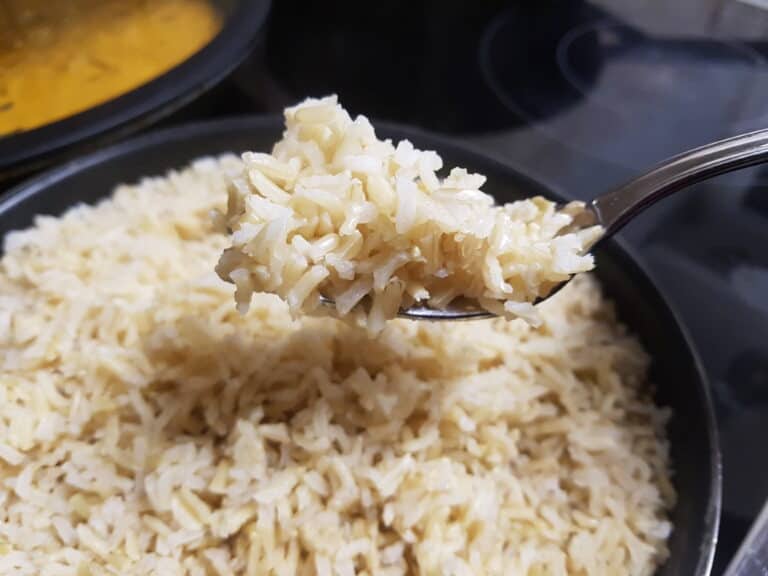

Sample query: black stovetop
[159,1,768,571]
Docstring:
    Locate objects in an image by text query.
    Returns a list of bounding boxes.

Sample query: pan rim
[0,114,722,575]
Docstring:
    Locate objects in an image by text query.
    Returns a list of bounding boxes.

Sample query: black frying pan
[0,118,721,575]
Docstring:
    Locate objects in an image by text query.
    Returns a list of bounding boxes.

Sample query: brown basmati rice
[216,97,603,333]
[0,154,673,575]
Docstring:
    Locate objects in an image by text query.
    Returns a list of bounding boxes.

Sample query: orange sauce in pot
[0,0,222,136]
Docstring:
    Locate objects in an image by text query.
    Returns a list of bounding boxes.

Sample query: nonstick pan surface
[0,117,721,575]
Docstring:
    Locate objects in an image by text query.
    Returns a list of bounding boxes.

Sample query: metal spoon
[321,127,768,321]
[723,497,768,576]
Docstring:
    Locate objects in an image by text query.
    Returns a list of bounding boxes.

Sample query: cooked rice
[0,155,673,575]
[216,96,603,333]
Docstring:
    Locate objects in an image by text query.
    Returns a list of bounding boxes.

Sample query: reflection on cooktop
[485,16,768,169]
[477,3,600,127]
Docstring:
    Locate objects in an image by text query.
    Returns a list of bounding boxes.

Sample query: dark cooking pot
[0,0,270,183]
[0,117,721,575]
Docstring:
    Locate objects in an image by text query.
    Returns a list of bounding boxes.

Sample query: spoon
[319,127,768,321]
[724,497,768,576]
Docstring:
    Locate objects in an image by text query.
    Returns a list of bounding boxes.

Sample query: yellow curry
[0,0,222,136]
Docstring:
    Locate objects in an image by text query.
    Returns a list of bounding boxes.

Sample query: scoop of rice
[216,96,603,333]
[0,156,673,575]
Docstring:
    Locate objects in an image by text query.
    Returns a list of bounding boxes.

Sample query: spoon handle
[723,498,768,576]
[591,128,768,236]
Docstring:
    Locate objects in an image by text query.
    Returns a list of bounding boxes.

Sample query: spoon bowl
[342,127,768,321]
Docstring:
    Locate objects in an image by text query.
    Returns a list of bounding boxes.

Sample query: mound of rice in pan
[0,157,672,574]
[216,96,603,333]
